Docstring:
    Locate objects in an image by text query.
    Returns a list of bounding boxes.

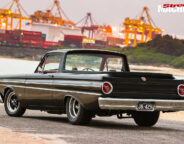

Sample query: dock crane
[123,6,162,46]
[77,12,98,39]
[30,0,75,26]
[77,12,112,39]
[0,0,31,30]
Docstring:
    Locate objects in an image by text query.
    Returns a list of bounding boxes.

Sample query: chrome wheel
[6,92,20,113]
[69,97,80,119]
[4,89,26,117]
[66,97,92,125]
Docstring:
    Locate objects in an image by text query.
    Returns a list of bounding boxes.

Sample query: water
[174,76,184,80]
[0,58,184,80]
[0,58,39,75]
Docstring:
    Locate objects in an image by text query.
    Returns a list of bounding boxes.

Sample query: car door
[24,53,63,106]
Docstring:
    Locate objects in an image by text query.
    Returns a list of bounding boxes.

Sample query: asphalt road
[0,104,184,144]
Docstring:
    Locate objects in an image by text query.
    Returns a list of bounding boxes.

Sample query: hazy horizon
[1,0,184,37]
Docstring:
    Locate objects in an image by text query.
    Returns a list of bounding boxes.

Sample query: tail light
[178,84,184,97]
[102,82,113,94]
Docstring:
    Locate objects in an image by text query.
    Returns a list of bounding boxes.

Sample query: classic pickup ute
[1,49,184,127]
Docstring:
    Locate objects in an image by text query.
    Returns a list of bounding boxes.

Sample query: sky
[1,0,184,37]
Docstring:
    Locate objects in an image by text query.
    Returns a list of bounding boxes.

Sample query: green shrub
[171,55,184,68]
[122,47,174,65]
[138,35,184,56]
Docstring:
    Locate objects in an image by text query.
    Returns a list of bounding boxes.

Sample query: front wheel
[132,111,160,127]
[66,97,92,125]
[4,90,26,117]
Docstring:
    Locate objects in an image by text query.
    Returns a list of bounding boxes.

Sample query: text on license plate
[137,102,155,111]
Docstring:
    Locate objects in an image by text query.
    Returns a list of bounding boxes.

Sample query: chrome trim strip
[0,80,25,84]
[24,86,101,95]
[98,97,184,111]
[0,84,101,96]
[0,80,102,89]
[26,82,101,89]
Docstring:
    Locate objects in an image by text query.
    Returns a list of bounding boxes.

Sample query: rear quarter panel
[0,75,26,101]
[52,73,104,110]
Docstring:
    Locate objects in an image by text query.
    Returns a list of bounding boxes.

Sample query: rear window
[65,53,125,72]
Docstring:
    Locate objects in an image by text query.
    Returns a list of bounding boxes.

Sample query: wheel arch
[64,95,85,108]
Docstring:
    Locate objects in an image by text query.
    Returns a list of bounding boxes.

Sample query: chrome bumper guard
[98,97,184,111]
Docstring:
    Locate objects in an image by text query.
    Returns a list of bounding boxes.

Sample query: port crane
[77,12,112,39]
[0,0,31,30]
[123,6,162,46]
[77,12,98,39]
[30,0,75,26]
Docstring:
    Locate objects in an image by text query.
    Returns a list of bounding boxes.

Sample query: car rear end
[98,72,184,112]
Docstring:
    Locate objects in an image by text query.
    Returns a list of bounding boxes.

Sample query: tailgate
[103,76,184,100]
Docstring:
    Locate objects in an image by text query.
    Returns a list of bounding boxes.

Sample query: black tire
[66,97,92,125]
[133,111,160,127]
[4,89,26,117]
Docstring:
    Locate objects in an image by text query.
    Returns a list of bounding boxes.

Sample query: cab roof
[47,49,126,57]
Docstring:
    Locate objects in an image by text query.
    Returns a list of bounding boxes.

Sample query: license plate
[137,102,154,111]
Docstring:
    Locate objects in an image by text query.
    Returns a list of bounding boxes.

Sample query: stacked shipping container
[0,30,62,48]
[63,35,83,48]
[107,37,124,47]
[0,30,125,49]
[15,30,42,47]
[42,41,62,48]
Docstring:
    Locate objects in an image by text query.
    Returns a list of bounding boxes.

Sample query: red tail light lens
[102,82,113,94]
[178,84,184,97]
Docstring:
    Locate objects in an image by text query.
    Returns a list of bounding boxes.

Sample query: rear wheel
[4,89,26,117]
[132,111,160,127]
[66,97,92,125]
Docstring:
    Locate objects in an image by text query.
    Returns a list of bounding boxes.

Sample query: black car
[0,49,184,127]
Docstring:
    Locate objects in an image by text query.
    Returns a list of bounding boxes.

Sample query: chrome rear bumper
[98,97,184,111]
